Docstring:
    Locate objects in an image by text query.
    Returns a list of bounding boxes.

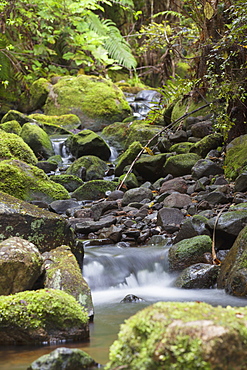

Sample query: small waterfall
[51,136,74,166]
[125,89,161,120]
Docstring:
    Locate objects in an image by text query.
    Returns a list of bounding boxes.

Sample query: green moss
[66,155,108,180]
[50,174,83,192]
[71,180,117,201]
[171,97,211,123]
[0,289,88,330]
[0,129,37,165]
[106,301,247,370]
[29,113,81,132]
[224,134,247,180]
[0,120,22,135]
[0,159,69,202]
[115,141,143,177]
[169,142,194,154]
[190,133,223,158]
[125,121,162,149]
[163,153,201,177]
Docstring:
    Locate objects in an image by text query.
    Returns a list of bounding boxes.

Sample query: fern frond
[87,12,137,69]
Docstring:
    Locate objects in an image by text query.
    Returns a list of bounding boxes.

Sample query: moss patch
[29,113,81,132]
[0,120,22,135]
[224,134,247,180]
[71,180,117,201]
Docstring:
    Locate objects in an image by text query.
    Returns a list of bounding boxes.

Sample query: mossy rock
[1,110,31,125]
[71,180,117,201]
[125,121,162,148]
[118,172,139,189]
[20,122,54,160]
[65,130,111,161]
[224,134,247,180]
[134,153,168,182]
[43,245,94,318]
[168,235,212,271]
[0,129,37,165]
[115,141,143,177]
[50,174,83,192]
[44,75,131,131]
[0,120,22,135]
[0,159,69,202]
[163,153,201,177]
[106,301,247,370]
[0,289,89,344]
[190,133,223,158]
[171,96,211,123]
[169,142,194,154]
[66,155,108,181]
[23,78,51,112]
[29,113,81,133]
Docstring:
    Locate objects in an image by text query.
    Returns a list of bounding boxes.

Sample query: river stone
[0,159,69,203]
[169,142,194,154]
[0,237,43,295]
[133,153,168,181]
[174,263,220,289]
[75,215,116,234]
[169,129,187,143]
[157,207,184,233]
[90,200,119,221]
[190,133,223,158]
[174,215,210,243]
[163,192,192,209]
[163,153,201,177]
[44,75,131,132]
[190,120,212,138]
[192,158,224,179]
[217,224,247,297]
[168,235,212,271]
[0,191,84,264]
[71,180,117,201]
[43,246,93,318]
[122,187,153,206]
[49,199,81,215]
[0,129,37,165]
[207,208,247,237]
[66,155,108,181]
[27,347,98,370]
[65,130,111,161]
[0,289,89,345]
[105,301,247,370]
[20,122,54,160]
[204,191,229,205]
[159,177,187,194]
[234,172,247,192]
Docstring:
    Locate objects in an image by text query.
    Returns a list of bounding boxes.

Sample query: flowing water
[1,244,246,369]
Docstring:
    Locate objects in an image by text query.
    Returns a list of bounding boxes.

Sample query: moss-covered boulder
[0,130,37,165]
[44,75,131,131]
[224,134,247,180]
[28,347,98,370]
[134,153,168,181]
[217,224,247,297]
[106,301,247,370]
[20,122,54,160]
[71,180,117,201]
[118,172,139,189]
[168,235,212,271]
[29,113,81,133]
[65,130,111,160]
[66,155,108,181]
[163,153,201,177]
[102,121,130,150]
[0,191,83,264]
[115,141,143,177]
[43,245,94,318]
[1,110,31,126]
[169,142,194,154]
[50,174,83,192]
[0,289,89,344]
[190,133,223,158]
[125,121,162,148]
[0,237,43,295]
[0,159,69,203]
[25,78,51,112]
[0,120,22,135]
[171,96,211,122]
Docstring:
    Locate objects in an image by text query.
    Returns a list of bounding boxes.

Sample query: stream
[1,244,246,369]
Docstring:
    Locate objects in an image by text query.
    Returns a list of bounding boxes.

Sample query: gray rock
[190,120,212,138]
[169,130,187,143]
[75,215,116,233]
[157,207,184,232]
[192,159,224,179]
[163,192,192,209]
[204,191,229,205]
[235,172,247,192]
[120,294,144,303]
[174,215,210,243]
[159,177,188,194]
[134,153,168,181]
[207,209,247,237]
[122,187,153,206]
[28,347,98,370]
[90,200,119,221]
[49,199,81,214]
[174,263,220,289]
[0,237,43,295]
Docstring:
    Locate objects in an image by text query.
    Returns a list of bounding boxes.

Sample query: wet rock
[190,133,223,158]
[174,215,210,243]
[207,206,247,237]
[35,160,57,173]
[190,120,212,138]
[49,199,81,215]
[234,172,247,192]
[65,130,111,161]
[0,237,43,295]
[49,174,83,193]
[134,153,168,181]
[120,294,144,303]
[90,200,119,221]
[157,207,184,232]
[168,235,212,271]
[174,263,219,289]
[217,224,247,297]
[66,155,108,181]
[163,192,192,209]
[27,347,99,370]
[159,177,188,194]
[105,301,247,370]
[75,215,116,234]
[163,153,201,177]
[224,134,247,180]
[169,130,187,143]
[0,289,89,345]
[204,191,229,205]
[107,190,124,200]
[102,224,123,243]
[71,180,117,201]
[192,158,224,179]
[122,187,153,206]
[43,246,94,318]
